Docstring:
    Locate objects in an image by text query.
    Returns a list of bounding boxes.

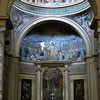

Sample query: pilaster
[86,57,99,100]
[0,28,5,100]
[8,56,19,100]
[98,27,100,77]
[97,27,100,100]
[64,64,69,100]
[88,0,97,15]
[36,64,42,100]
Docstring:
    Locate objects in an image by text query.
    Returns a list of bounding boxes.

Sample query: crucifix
[50,92,55,100]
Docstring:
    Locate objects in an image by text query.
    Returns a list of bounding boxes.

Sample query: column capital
[0,27,5,31]
[37,64,41,68]
[0,29,5,39]
[86,56,98,62]
[97,27,100,33]
[0,27,6,37]
[8,56,19,63]
[36,68,42,72]
[64,65,70,72]
[35,64,42,72]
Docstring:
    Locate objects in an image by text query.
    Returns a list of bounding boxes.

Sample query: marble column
[36,64,41,100]
[64,65,69,100]
[38,0,41,4]
[97,27,100,100]
[42,0,45,4]
[98,27,100,77]
[0,29,5,100]
[86,57,99,100]
[35,0,38,4]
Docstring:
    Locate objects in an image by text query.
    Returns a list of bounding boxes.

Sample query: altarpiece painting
[43,68,63,100]
[21,79,32,100]
[74,79,84,100]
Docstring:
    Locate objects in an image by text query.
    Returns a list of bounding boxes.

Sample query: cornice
[14,0,90,16]
[0,16,9,20]
[86,54,98,59]
[0,16,9,27]
[95,16,100,20]
[0,27,6,31]
[97,27,100,33]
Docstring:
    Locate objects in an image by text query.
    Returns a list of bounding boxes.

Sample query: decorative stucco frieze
[19,62,37,74]
[14,0,90,15]
[69,63,86,75]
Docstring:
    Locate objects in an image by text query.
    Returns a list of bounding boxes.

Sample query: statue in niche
[43,68,63,100]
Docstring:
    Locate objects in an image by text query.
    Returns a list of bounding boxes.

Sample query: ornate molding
[20,0,84,7]
[19,62,36,74]
[69,64,86,75]
[0,28,5,32]
[14,0,90,15]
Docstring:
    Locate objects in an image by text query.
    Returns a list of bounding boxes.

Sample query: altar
[34,61,71,100]
[27,61,86,100]
[18,60,87,100]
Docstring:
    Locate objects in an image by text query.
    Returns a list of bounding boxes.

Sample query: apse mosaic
[20,29,86,62]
